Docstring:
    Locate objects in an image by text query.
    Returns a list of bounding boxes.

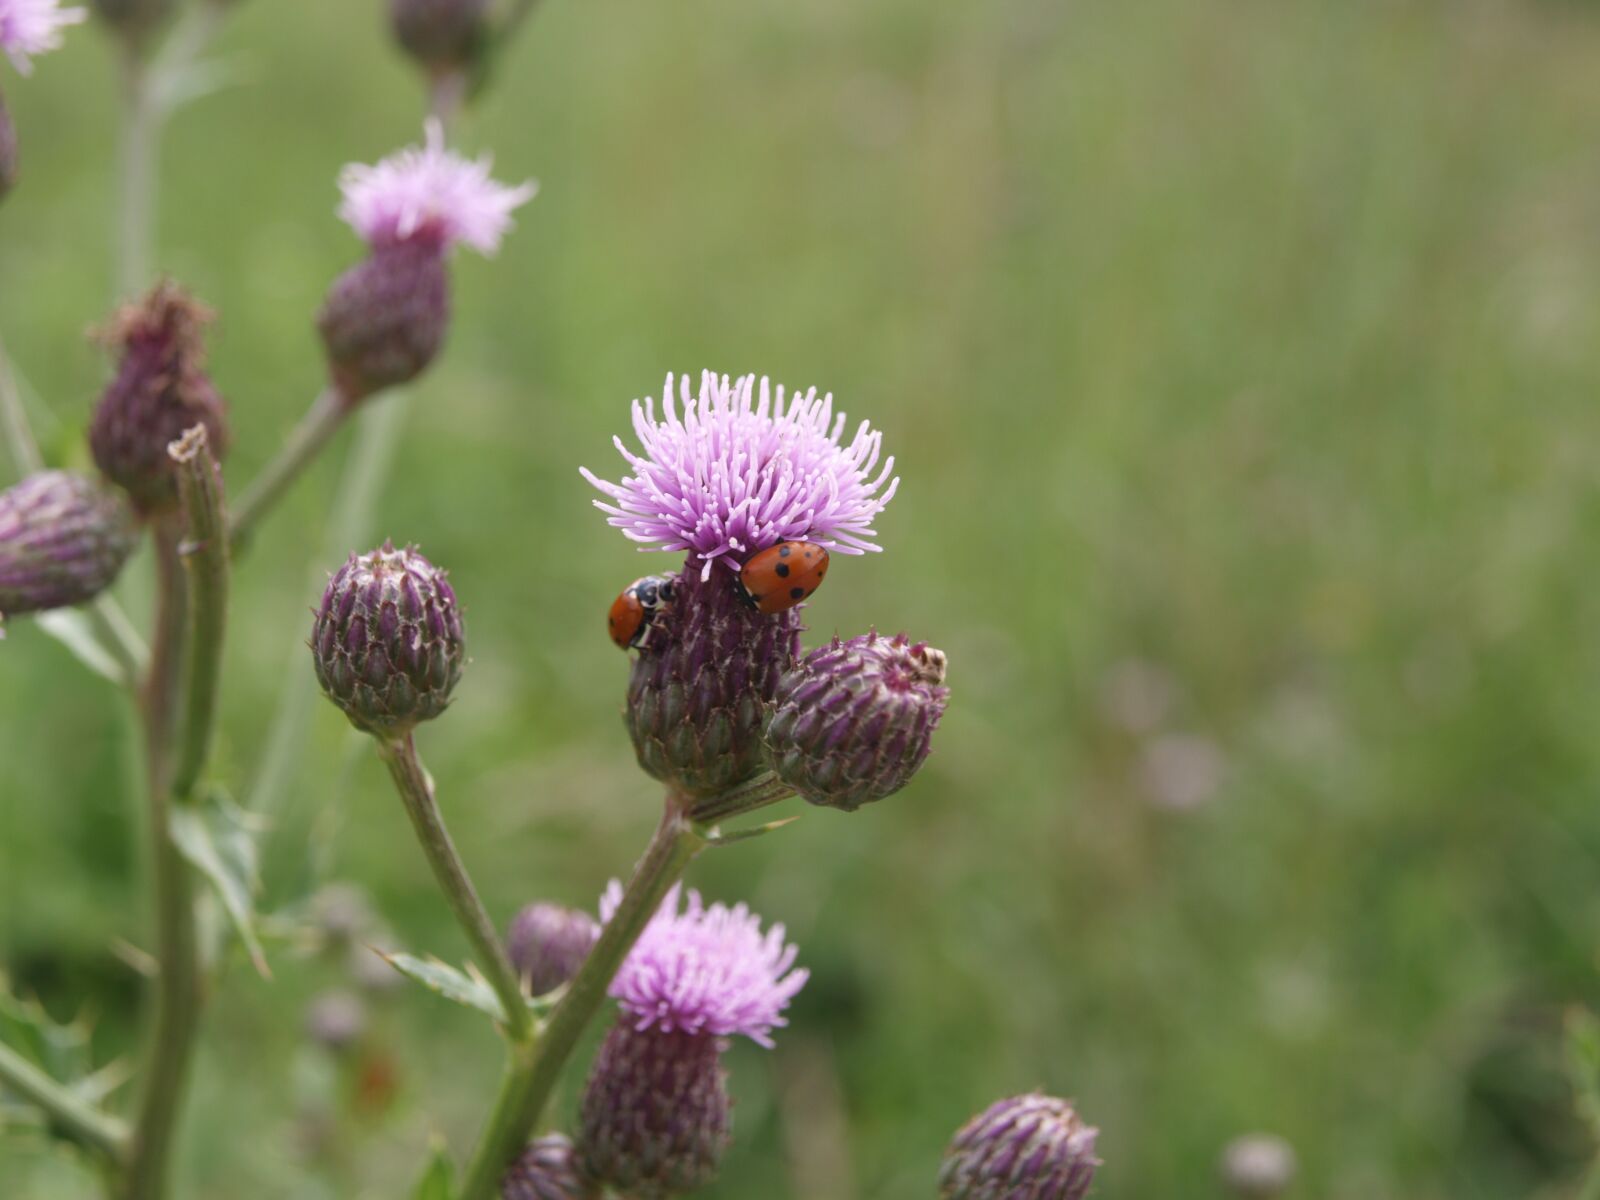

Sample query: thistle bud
[939,1093,1100,1200]
[576,1024,730,1199]
[89,282,229,513]
[311,542,465,738]
[89,0,176,43]
[0,89,17,203]
[390,0,490,74]
[0,471,137,621]
[1220,1133,1297,1199]
[625,567,800,799]
[317,239,450,404]
[501,1134,596,1200]
[303,990,367,1054]
[763,632,948,811]
[506,903,599,997]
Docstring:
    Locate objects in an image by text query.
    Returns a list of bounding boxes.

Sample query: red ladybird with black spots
[608,575,678,650]
[737,541,830,614]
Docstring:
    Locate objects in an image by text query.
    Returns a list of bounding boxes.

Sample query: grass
[6,0,1600,1196]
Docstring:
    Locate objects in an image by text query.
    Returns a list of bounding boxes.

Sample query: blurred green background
[6,0,1600,1196]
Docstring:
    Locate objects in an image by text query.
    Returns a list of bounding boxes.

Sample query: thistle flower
[502,1135,596,1200]
[939,1093,1100,1200]
[310,542,466,738]
[319,120,534,402]
[581,371,898,581]
[0,471,136,622]
[576,884,807,1196]
[764,631,948,811]
[88,282,229,513]
[390,0,489,74]
[506,902,599,997]
[0,0,86,74]
[0,87,15,201]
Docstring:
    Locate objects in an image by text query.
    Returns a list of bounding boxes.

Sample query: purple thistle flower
[939,1093,1101,1200]
[506,902,600,997]
[0,0,85,74]
[602,881,808,1048]
[581,371,900,580]
[338,119,535,256]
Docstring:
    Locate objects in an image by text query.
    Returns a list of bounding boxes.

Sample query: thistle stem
[123,521,202,1200]
[168,426,229,801]
[454,797,705,1200]
[116,40,157,299]
[228,388,350,552]
[0,1040,131,1164]
[377,734,534,1045]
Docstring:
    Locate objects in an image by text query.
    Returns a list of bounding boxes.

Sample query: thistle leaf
[171,789,270,978]
[411,1139,456,1200]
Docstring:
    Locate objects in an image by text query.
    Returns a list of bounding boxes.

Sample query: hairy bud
[576,1024,730,1199]
[507,903,599,997]
[89,282,229,513]
[0,89,16,204]
[625,567,800,799]
[939,1093,1099,1200]
[763,632,948,811]
[390,0,490,73]
[317,239,450,404]
[501,1134,597,1200]
[0,472,137,622]
[311,542,465,738]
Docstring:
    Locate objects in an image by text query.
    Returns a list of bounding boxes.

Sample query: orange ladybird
[608,575,677,650]
[737,541,830,614]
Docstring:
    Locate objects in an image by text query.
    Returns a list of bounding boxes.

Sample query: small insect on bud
[507,903,599,997]
[317,239,450,405]
[502,1134,597,1200]
[390,0,490,75]
[0,89,17,203]
[939,1093,1100,1200]
[311,543,466,738]
[0,471,137,624]
[1220,1133,1297,1199]
[764,632,949,812]
[88,282,229,513]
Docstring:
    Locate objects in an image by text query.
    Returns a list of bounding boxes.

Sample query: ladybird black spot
[790,586,806,600]
[778,545,791,558]
[775,562,790,578]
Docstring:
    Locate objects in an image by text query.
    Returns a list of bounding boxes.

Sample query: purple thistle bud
[310,542,466,738]
[501,1134,597,1200]
[88,282,229,514]
[581,371,899,580]
[303,990,367,1054]
[390,0,489,74]
[0,0,86,74]
[317,238,450,404]
[764,631,948,812]
[506,902,599,997]
[939,1093,1100,1200]
[603,881,808,1046]
[0,471,136,622]
[575,1024,730,1199]
[0,87,16,202]
[624,565,800,798]
[87,0,172,44]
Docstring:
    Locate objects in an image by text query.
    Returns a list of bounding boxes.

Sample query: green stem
[168,426,229,801]
[454,798,704,1200]
[377,734,534,1045]
[228,388,351,552]
[116,39,157,299]
[123,521,202,1200]
[0,1040,130,1163]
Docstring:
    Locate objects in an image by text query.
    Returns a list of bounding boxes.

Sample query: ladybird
[737,541,830,614]
[608,575,677,650]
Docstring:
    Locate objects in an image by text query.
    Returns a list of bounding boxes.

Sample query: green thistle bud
[88,282,230,514]
[624,566,801,799]
[576,1023,730,1199]
[939,1093,1100,1200]
[763,631,948,812]
[501,1134,597,1200]
[0,89,17,204]
[311,543,465,738]
[317,238,450,404]
[390,0,490,74]
[0,471,137,623]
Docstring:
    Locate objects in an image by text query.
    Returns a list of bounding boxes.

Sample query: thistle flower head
[502,1134,596,1200]
[603,882,807,1048]
[581,371,900,580]
[507,902,600,997]
[0,0,85,74]
[338,119,535,255]
[0,471,136,622]
[939,1093,1101,1200]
